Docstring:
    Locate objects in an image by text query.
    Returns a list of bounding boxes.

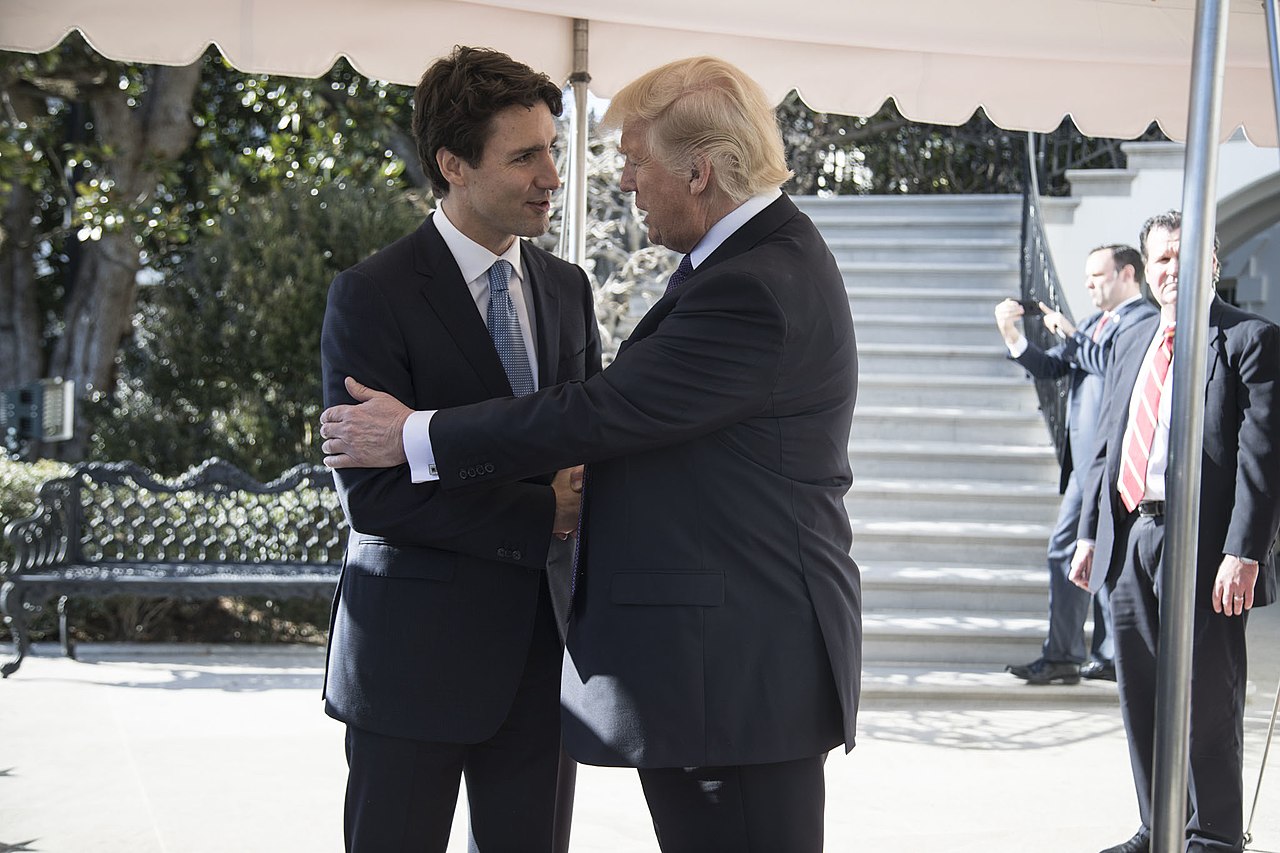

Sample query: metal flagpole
[1149,0,1228,849]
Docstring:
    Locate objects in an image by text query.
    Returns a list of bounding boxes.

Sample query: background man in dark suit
[321,56,861,852]
[1071,211,1280,853]
[994,245,1157,685]
[320,46,601,852]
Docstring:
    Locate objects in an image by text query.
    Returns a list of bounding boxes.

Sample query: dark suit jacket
[1078,297,1280,607]
[1014,298,1158,492]
[429,194,861,769]
[320,213,602,743]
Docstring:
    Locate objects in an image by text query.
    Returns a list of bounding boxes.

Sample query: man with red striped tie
[1070,210,1280,853]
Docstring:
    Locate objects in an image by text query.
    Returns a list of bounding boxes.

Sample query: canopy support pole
[561,18,591,267]
[1150,0,1227,849]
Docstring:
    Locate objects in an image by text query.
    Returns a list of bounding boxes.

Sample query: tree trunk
[0,179,42,391]
[45,61,202,461]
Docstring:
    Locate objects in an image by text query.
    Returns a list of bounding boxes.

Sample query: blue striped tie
[486,260,535,397]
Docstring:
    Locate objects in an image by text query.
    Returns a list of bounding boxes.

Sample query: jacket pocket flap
[349,540,455,582]
[611,571,723,606]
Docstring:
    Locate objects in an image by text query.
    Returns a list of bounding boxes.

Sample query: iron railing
[1020,133,1075,464]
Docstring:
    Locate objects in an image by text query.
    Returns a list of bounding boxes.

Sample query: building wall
[1040,132,1279,324]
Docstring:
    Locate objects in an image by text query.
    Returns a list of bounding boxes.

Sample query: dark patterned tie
[486,260,535,396]
[664,255,695,296]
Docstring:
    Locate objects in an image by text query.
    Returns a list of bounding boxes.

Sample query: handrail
[1020,132,1075,465]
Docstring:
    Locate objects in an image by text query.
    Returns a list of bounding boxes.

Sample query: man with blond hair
[321,56,860,850]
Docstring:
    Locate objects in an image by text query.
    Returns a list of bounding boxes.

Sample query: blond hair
[602,57,792,203]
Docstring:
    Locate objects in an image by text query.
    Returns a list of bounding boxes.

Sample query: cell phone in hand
[1015,299,1042,314]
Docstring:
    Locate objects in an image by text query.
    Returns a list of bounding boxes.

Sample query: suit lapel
[1205,296,1227,385]
[412,214,513,397]
[521,241,560,385]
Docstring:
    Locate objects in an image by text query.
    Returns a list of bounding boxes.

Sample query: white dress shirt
[405,189,783,482]
[402,207,539,481]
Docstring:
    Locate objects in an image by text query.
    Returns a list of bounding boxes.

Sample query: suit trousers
[637,754,826,853]
[1044,470,1114,663]
[343,578,566,853]
[1111,514,1249,853]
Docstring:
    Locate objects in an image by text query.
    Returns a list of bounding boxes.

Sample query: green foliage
[92,180,425,478]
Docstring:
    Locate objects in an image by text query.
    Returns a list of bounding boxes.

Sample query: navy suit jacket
[320,214,601,742]
[1014,298,1158,493]
[1078,297,1280,607]
[429,195,861,769]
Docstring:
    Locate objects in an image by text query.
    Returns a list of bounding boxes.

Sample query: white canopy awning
[5,0,1277,145]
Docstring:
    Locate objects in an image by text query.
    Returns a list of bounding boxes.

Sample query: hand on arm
[1212,555,1259,617]
[1069,541,1095,590]
[320,376,412,469]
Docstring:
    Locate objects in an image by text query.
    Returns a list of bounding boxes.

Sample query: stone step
[861,609,1052,666]
[851,405,1051,445]
[851,517,1050,564]
[860,561,1048,612]
[841,261,1020,290]
[855,375,1043,411]
[847,286,1015,318]
[788,194,1018,239]
[846,478,1059,523]
[855,342,1027,377]
[828,237,1020,265]
[849,440,1059,483]
[853,315,1007,347]
[860,664,1119,704]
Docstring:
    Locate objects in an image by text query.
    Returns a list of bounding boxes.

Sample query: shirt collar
[434,205,524,285]
[689,189,783,269]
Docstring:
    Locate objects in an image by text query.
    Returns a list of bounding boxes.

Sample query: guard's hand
[1212,555,1258,617]
[1069,540,1095,590]
[319,377,411,469]
[1039,302,1077,338]
[994,299,1025,346]
[552,465,585,539]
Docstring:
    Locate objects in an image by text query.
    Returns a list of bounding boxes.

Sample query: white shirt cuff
[1006,335,1028,358]
[404,409,440,482]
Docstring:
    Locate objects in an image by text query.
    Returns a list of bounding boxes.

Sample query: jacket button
[459,469,469,480]
[497,548,508,558]
[511,550,522,561]
[485,463,495,474]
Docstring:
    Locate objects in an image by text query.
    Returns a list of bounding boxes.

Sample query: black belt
[1137,500,1165,517]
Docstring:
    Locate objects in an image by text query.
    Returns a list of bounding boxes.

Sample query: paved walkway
[2,605,1278,852]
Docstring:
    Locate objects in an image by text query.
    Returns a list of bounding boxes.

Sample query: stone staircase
[794,194,1118,703]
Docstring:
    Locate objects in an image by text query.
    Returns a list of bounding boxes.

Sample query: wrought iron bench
[1,458,345,677]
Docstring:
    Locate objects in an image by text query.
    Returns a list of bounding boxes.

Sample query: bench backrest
[5,458,345,570]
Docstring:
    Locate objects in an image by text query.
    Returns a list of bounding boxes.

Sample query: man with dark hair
[994,244,1156,685]
[1071,210,1280,853]
[320,45,601,852]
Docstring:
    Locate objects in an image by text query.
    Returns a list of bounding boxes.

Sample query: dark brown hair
[413,46,563,198]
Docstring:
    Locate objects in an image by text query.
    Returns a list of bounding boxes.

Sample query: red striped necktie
[1118,325,1175,512]
[1091,313,1110,342]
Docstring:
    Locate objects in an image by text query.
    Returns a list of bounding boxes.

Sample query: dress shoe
[1098,829,1149,853]
[1005,658,1038,679]
[1081,658,1117,681]
[1014,658,1080,685]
